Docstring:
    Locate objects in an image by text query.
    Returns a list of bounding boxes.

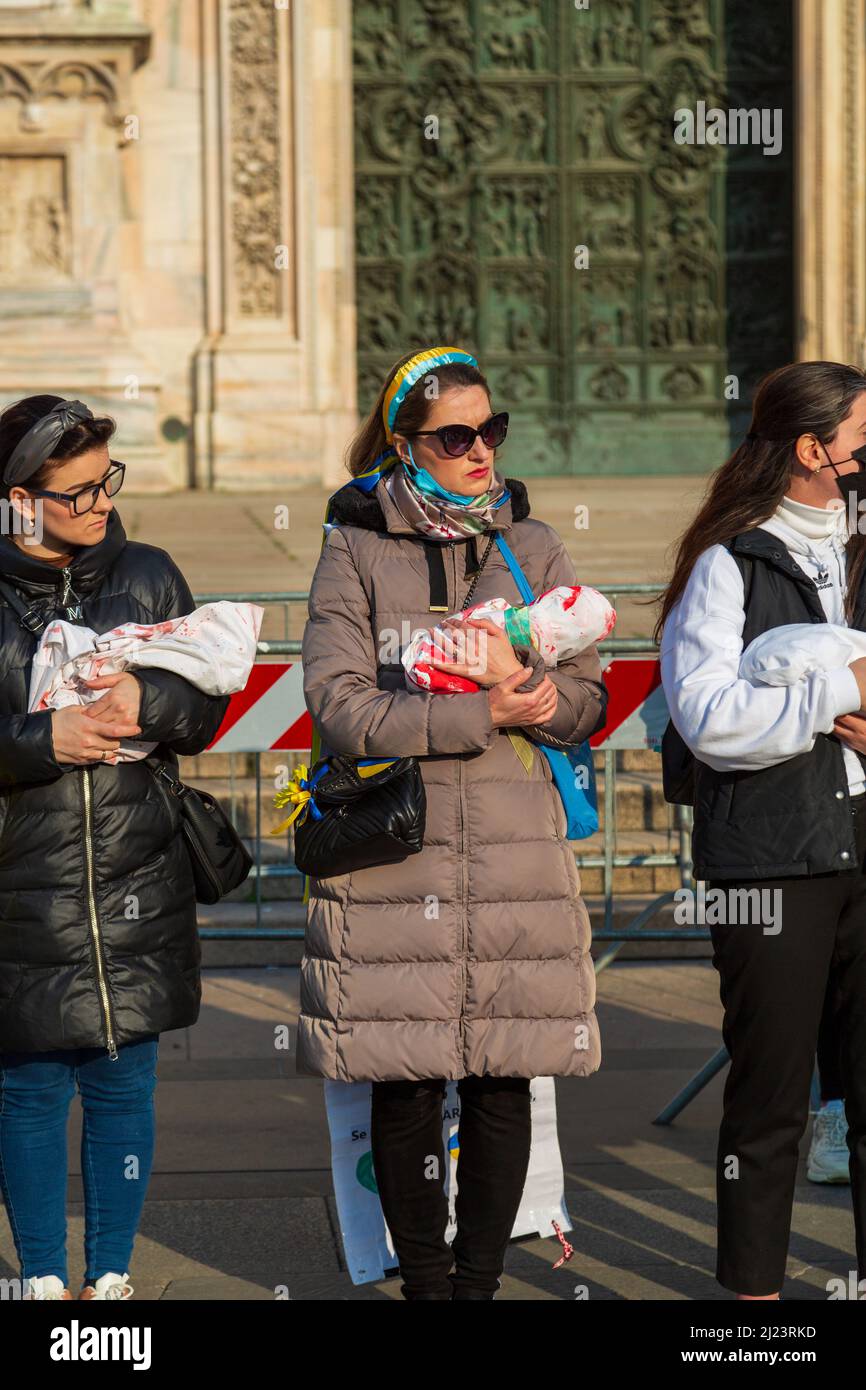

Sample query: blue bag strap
[493,534,535,605]
[493,531,599,837]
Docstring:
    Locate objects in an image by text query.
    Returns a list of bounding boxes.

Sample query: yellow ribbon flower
[270,763,313,836]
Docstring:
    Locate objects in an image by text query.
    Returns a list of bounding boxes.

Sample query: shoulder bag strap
[423,533,496,614]
[493,533,535,605]
[0,575,50,634]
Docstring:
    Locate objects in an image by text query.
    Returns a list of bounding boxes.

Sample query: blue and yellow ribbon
[382,346,478,442]
[271,764,314,836]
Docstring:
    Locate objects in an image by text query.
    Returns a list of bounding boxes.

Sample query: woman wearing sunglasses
[0,394,230,1300]
[298,347,608,1299]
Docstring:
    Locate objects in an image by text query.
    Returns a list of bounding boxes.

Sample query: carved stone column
[194,0,356,489]
[796,0,866,365]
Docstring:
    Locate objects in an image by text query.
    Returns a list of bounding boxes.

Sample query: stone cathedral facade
[0,0,354,491]
[0,0,864,489]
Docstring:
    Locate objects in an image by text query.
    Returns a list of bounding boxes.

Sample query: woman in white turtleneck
[661,489,866,797]
[656,360,866,1306]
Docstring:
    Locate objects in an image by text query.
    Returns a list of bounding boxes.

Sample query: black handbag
[148,760,253,904]
[287,533,497,879]
[290,753,426,879]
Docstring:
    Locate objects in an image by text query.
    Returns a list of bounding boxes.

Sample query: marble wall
[0,0,356,491]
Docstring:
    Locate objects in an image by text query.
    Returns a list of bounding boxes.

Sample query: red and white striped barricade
[591,657,667,752]
[207,658,669,753]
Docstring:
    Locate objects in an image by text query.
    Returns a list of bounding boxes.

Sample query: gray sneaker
[806,1103,850,1184]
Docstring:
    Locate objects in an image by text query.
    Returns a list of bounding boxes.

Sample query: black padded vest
[683,528,866,880]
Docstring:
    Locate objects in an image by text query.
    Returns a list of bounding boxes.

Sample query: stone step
[169,777,298,840]
[570,828,686,895]
[617,749,660,773]
[178,752,255,780]
[178,752,309,782]
[604,769,677,832]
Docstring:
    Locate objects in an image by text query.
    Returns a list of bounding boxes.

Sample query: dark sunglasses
[410,412,509,458]
[27,460,126,515]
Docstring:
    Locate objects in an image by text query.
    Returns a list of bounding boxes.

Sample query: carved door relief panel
[0,154,70,280]
[352,0,793,475]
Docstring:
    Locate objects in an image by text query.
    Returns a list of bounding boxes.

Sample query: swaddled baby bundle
[401,584,616,693]
[739,624,866,688]
[30,600,264,760]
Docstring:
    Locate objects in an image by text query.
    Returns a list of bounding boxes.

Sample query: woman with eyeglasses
[0,395,230,1300]
[297,348,608,1299]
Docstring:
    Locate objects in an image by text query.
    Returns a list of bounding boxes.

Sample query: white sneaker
[79,1271,134,1301]
[23,1275,72,1300]
[806,1100,850,1184]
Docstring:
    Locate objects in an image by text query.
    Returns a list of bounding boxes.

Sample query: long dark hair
[654,361,866,641]
[0,395,116,504]
[347,352,493,477]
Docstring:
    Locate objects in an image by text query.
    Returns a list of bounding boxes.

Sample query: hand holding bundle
[29,600,264,761]
[401,584,616,693]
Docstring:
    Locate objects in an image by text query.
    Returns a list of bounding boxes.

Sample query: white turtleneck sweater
[660,494,866,793]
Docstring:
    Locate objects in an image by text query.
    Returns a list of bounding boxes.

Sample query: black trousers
[817,967,844,1101]
[708,795,866,1295]
[370,1074,532,1299]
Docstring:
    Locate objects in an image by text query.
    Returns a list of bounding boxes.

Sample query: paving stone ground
[0,960,854,1301]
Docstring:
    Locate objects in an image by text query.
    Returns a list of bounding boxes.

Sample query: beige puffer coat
[297,473,608,1082]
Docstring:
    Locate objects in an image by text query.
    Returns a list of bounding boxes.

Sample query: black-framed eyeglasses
[410,412,509,459]
[26,460,126,515]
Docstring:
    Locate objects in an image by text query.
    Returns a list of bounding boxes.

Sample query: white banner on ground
[323,1075,571,1286]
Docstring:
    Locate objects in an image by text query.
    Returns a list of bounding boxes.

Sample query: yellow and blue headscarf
[382,346,478,442]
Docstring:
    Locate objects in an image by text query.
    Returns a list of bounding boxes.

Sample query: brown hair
[654,361,866,642]
[347,351,493,477]
[0,394,116,504]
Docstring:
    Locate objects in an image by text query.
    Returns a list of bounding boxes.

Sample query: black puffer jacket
[0,509,230,1055]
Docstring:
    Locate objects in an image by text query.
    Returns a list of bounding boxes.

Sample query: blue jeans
[0,1035,158,1288]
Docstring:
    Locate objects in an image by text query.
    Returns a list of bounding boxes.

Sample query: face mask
[820,441,866,508]
[401,441,483,504]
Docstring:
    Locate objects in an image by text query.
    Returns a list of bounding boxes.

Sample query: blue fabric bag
[493,535,599,840]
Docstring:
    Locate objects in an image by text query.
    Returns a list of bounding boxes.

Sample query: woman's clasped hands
[427,615,559,729]
[49,671,143,765]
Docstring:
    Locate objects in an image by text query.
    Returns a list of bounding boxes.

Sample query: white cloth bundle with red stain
[402,585,616,693]
[28,601,264,761]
